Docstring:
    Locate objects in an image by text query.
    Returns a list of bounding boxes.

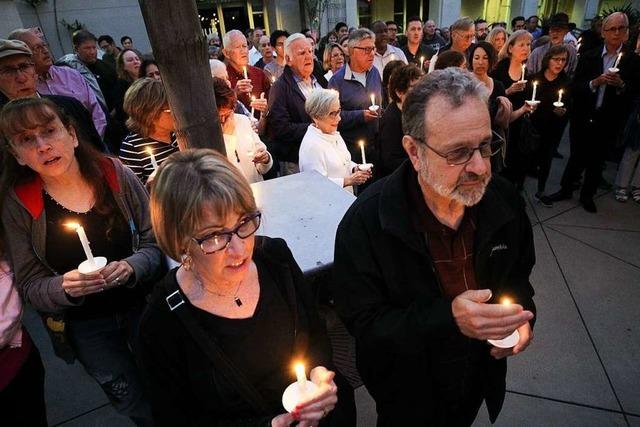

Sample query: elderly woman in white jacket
[213,77,273,183]
[299,89,371,193]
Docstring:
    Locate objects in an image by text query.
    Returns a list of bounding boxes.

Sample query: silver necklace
[196,276,244,307]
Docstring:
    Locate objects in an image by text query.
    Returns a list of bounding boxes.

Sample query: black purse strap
[164,280,270,414]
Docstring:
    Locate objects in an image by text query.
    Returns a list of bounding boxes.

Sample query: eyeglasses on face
[550,56,568,63]
[352,46,376,54]
[11,125,67,150]
[0,62,35,78]
[603,25,628,33]
[412,131,505,166]
[455,31,475,41]
[327,108,341,118]
[192,212,261,254]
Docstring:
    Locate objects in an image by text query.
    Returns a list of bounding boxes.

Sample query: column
[0,0,24,37]
[429,0,462,27]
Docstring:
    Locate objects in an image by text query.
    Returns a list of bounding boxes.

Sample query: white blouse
[223,114,273,184]
[299,124,358,193]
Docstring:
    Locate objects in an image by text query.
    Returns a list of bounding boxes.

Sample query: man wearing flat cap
[0,39,107,152]
[527,13,578,77]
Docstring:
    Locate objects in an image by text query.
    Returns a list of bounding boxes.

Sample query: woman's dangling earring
[181,253,193,271]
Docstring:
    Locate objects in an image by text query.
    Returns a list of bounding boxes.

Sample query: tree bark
[138,0,225,153]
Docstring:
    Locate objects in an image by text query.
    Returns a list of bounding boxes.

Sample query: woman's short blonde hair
[322,43,344,71]
[150,149,257,261]
[486,27,507,50]
[305,88,340,120]
[124,78,167,137]
[498,29,532,61]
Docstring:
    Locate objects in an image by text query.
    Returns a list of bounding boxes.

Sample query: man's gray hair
[222,29,245,49]
[209,59,227,79]
[602,11,629,29]
[347,28,375,49]
[450,17,474,32]
[402,68,489,140]
[7,28,35,42]
[284,33,307,58]
[305,88,339,119]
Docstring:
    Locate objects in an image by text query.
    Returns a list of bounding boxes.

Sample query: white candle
[531,81,538,102]
[557,89,563,104]
[419,56,425,70]
[370,93,375,107]
[360,140,366,165]
[65,223,95,268]
[294,363,307,390]
[613,52,622,69]
[520,64,526,81]
[243,66,248,79]
[147,148,159,171]
[250,95,256,117]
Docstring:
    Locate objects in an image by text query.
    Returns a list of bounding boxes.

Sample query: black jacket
[265,66,327,163]
[138,237,354,426]
[571,45,640,130]
[332,161,536,425]
[376,101,405,178]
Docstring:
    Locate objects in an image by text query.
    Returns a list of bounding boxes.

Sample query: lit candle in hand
[419,56,425,70]
[243,65,248,79]
[554,89,564,107]
[250,95,256,117]
[557,89,563,104]
[146,147,159,171]
[487,296,521,348]
[295,363,307,390]
[612,52,622,70]
[531,81,538,102]
[370,93,376,108]
[64,222,95,268]
[360,140,366,165]
[520,64,526,81]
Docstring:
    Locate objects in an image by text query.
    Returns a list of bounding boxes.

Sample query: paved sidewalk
[27,135,640,426]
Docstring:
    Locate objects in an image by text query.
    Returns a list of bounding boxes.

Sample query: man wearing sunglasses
[332,68,536,425]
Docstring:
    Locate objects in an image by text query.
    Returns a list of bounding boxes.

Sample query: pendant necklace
[197,277,244,307]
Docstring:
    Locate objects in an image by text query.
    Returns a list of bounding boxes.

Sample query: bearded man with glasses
[332,68,536,425]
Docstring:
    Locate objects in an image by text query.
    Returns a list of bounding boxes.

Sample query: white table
[251,171,356,275]
[167,172,356,275]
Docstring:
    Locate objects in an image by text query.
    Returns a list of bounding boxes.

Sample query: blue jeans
[66,307,153,426]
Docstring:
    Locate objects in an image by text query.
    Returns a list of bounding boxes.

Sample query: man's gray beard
[420,158,491,207]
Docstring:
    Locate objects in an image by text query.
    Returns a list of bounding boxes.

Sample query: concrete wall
[273,0,301,33]
[461,0,485,20]
[0,1,24,38]
[14,0,150,59]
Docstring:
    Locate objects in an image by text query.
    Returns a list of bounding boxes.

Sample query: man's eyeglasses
[455,31,475,41]
[603,25,628,33]
[0,62,35,78]
[412,132,505,166]
[352,46,376,54]
[192,212,261,254]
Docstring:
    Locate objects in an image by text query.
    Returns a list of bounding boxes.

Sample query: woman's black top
[490,58,532,111]
[137,237,342,426]
[530,70,571,140]
[44,190,137,320]
[377,102,406,178]
[487,78,506,129]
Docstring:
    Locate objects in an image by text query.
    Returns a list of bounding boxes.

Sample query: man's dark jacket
[265,65,327,163]
[332,161,536,425]
[570,44,640,137]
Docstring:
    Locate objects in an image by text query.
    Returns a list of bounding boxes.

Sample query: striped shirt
[119,132,179,184]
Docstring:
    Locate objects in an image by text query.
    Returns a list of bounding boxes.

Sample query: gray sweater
[1,158,163,313]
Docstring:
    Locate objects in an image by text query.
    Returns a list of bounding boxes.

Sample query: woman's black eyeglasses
[192,212,261,254]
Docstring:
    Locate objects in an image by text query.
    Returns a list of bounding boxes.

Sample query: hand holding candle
[282,362,319,412]
[242,65,248,79]
[520,64,526,82]
[369,93,379,113]
[64,222,107,274]
[360,140,366,165]
[487,297,520,348]
[609,52,622,73]
[419,56,425,70]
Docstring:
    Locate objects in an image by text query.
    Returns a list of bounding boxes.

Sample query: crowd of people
[0,8,639,427]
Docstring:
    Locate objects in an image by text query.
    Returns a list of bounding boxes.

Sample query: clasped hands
[452,289,534,360]
[62,260,134,298]
[272,366,338,427]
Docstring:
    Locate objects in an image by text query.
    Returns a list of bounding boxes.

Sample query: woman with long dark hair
[0,97,163,426]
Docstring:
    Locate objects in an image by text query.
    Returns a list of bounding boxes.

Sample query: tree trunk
[138,0,225,153]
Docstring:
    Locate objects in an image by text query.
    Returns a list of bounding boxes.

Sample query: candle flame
[63,222,80,230]
[294,363,305,377]
[501,297,512,306]
[251,95,256,101]
[359,140,364,149]
[146,147,153,155]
